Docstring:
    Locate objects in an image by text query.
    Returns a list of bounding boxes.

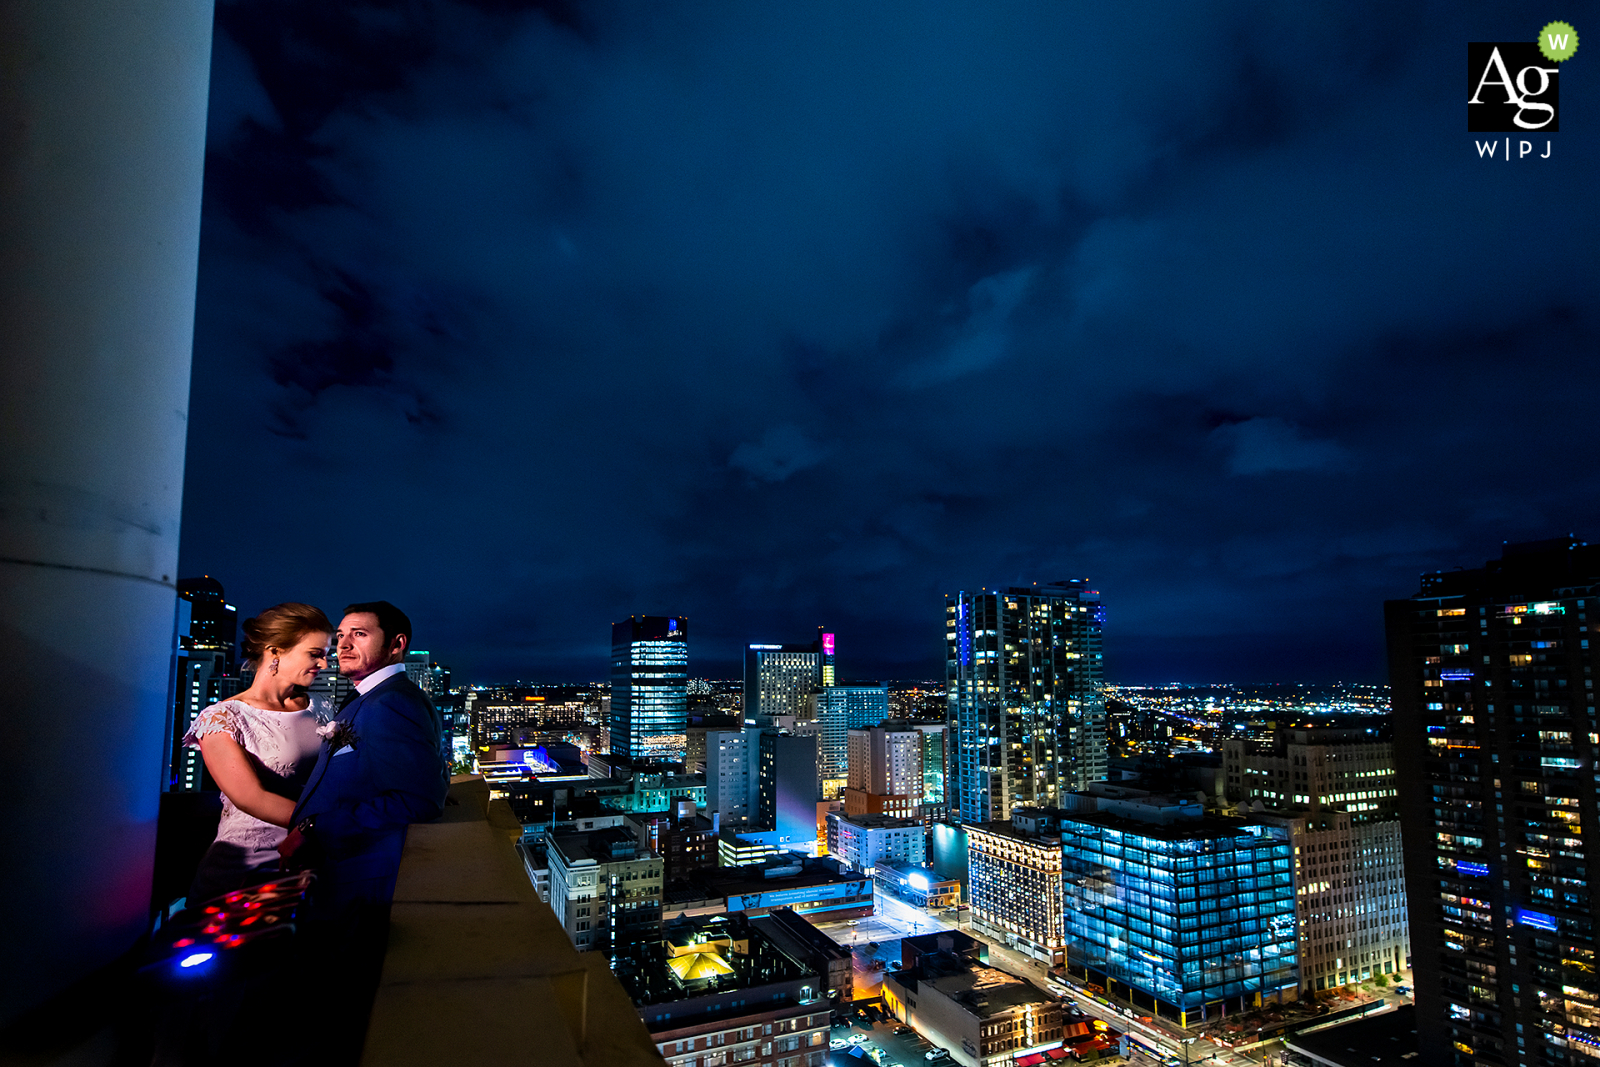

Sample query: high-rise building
[166,577,244,791]
[965,808,1067,967]
[610,616,689,762]
[917,723,947,807]
[403,649,449,701]
[1222,723,1410,993]
[743,630,830,727]
[847,726,923,796]
[546,826,664,955]
[176,576,237,670]
[946,581,1106,824]
[815,685,889,799]
[757,731,820,852]
[706,729,757,827]
[1059,790,1299,1026]
[1387,539,1600,1067]
[843,726,922,819]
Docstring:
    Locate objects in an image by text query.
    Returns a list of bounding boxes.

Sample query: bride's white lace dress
[183,699,324,902]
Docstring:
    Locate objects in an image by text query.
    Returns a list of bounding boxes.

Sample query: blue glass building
[815,685,889,796]
[609,616,688,761]
[1061,810,1298,1026]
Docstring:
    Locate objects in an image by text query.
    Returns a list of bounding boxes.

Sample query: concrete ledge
[361,777,664,1066]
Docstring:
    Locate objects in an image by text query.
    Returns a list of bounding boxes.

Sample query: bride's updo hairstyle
[240,603,333,668]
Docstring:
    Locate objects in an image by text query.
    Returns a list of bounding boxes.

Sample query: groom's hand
[277,827,308,867]
[278,816,316,868]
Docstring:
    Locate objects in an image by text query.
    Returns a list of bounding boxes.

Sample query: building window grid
[1063,825,1298,1014]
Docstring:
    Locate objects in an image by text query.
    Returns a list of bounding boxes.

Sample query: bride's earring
[270,657,280,676]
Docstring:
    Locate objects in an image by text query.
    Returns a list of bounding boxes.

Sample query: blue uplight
[1457,861,1489,877]
[1517,910,1558,932]
[179,952,214,968]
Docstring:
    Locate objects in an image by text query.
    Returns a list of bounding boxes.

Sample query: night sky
[178,1,1598,685]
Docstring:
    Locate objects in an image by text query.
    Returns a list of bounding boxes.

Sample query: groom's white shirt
[356,662,407,695]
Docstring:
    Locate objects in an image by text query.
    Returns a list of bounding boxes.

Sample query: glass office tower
[1387,539,1600,1067]
[1061,812,1298,1026]
[946,581,1106,823]
[743,633,828,726]
[815,685,889,798]
[609,616,688,762]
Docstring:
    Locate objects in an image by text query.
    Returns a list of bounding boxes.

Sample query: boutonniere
[317,720,359,750]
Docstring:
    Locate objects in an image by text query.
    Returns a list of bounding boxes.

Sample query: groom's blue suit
[291,670,449,911]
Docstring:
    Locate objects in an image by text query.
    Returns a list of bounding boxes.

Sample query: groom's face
[337,611,405,683]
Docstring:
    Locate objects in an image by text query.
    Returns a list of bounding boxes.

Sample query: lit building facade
[918,724,947,807]
[842,725,922,819]
[167,576,243,792]
[965,810,1065,967]
[610,616,688,762]
[744,631,830,727]
[946,581,1106,824]
[547,826,665,955]
[874,860,961,909]
[826,812,925,875]
[1387,539,1600,1067]
[848,726,923,796]
[1060,806,1297,1026]
[1223,723,1409,992]
[816,685,889,798]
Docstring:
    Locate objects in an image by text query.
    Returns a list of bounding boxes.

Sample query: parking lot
[829,1013,954,1067]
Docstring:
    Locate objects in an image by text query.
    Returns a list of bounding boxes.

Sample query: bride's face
[276,632,331,688]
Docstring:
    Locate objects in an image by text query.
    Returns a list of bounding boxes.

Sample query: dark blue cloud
[181,0,1598,683]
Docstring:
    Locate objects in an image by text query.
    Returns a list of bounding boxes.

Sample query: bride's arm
[198,733,298,828]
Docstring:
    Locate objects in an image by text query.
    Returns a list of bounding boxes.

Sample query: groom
[280,600,449,914]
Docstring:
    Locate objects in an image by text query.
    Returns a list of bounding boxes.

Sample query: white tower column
[0,0,213,1023]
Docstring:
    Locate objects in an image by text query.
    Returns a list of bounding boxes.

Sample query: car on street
[894,1026,913,1036]
[924,1050,949,1061]
[831,1039,848,1050]
[849,1034,870,1045]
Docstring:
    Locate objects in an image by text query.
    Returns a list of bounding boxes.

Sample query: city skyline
[175,4,1596,684]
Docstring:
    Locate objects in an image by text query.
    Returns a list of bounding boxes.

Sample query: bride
[183,602,333,903]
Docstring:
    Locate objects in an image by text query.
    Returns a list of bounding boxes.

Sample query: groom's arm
[312,689,447,839]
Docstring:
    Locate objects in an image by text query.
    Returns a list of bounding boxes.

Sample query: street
[814,886,1280,1067]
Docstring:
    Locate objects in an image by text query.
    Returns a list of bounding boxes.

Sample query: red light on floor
[173,938,194,948]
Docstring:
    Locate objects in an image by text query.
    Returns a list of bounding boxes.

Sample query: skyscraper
[843,725,923,819]
[946,581,1106,823]
[176,575,236,670]
[743,630,830,726]
[1222,723,1409,993]
[1388,539,1600,1067]
[609,616,688,762]
[166,577,243,792]
[815,685,889,798]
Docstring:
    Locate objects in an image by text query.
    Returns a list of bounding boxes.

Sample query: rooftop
[1286,1006,1418,1067]
[548,826,648,865]
[889,951,1054,1016]
[611,914,813,1009]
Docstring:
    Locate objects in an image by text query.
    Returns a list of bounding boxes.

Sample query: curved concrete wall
[0,0,213,1023]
